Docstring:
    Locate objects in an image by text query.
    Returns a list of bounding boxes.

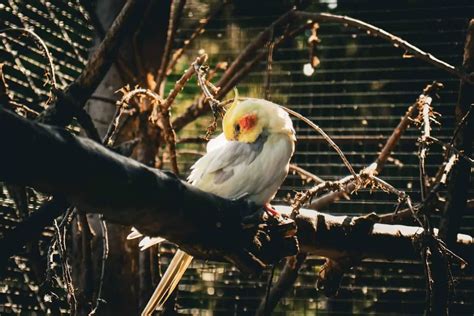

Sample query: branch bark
[37,0,144,126]
[0,108,472,272]
[432,19,474,316]
[0,107,297,274]
[439,19,474,246]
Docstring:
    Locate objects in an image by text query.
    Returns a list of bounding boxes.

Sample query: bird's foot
[264,203,280,217]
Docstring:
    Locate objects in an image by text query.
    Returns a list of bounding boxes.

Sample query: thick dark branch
[0,108,297,274]
[275,207,473,263]
[1,108,472,271]
[439,19,474,246]
[432,19,474,316]
[37,0,143,126]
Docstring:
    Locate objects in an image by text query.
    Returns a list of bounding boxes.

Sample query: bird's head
[223,98,295,143]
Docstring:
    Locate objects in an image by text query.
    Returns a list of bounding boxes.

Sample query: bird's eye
[234,124,240,133]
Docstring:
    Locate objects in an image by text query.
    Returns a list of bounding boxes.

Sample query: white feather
[127,227,142,240]
[139,237,166,251]
[188,133,294,205]
[206,133,227,153]
[129,99,295,249]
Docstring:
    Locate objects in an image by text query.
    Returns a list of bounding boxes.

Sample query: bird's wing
[206,132,227,152]
[187,133,266,199]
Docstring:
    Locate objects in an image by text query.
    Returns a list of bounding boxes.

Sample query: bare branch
[172,9,297,131]
[415,82,443,199]
[309,83,437,211]
[283,106,358,180]
[151,54,207,174]
[154,0,187,94]
[174,10,472,132]
[1,109,472,270]
[37,0,143,126]
[255,253,307,316]
[289,164,324,184]
[0,27,58,90]
[293,11,474,84]
[439,19,474,246]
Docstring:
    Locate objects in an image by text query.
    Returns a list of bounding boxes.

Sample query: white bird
[130,98,296,315]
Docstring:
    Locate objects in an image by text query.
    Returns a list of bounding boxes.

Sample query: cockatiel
[131,98,295,315]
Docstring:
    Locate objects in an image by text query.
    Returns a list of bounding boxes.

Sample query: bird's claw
[264,203,280,217]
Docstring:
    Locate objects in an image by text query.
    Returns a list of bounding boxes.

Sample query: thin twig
[164,1,227,78]
[193,58,223,138]
[289,164,324,184]
[426,136,473,164]
[283,106,358,179]
[161,54,207,112]
[264,34,275,100]
[152,54,207,174]
[449,104,473,147]
[263,265,276,316]
[89,216,108,316]
[106,87,160,147]
[53,218,77,313]
[0,27,58,89]
[154,0,187,94]
[373,100,418,173]
[418,93,434,200]
[309,82,442,211]
[293,11,474,84]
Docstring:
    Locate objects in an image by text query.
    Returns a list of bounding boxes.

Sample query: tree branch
[0,107,297,274]
[308,83,438,211]
[172,10,472,132]
[439,19,474,246]
[154,0,187,94]
[0,108,472,273]
[293,11,473,84]
[255,253,307,316]
[432,19,474,315]
[37,0,144,126]
[172,9,297,131]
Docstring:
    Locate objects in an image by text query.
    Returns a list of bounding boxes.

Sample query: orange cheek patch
[239,114,257,131]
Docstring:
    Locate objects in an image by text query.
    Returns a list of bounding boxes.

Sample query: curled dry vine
[0,27,58,90]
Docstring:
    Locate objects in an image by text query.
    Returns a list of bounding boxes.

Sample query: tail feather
[127,227,142,240]
[141,250,194,316]
[139,236,165,251]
